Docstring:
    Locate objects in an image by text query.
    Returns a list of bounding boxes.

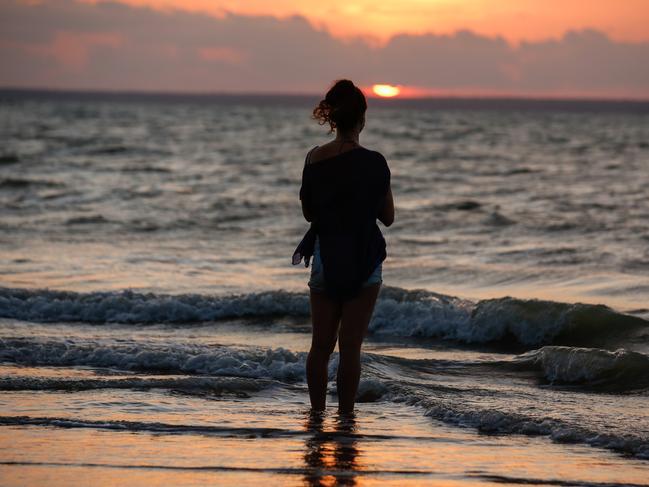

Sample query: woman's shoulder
[305,145,320,164]
[305,144,386,166]
[364,148,387,162]
[360,148,389,172]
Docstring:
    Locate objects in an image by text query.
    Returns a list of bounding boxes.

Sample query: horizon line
[2,86,649,105]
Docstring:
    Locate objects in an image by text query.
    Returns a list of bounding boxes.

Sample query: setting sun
[372,84,401,97]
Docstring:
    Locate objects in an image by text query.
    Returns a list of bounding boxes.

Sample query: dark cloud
[379,30,516,89]
[0,0,647,97]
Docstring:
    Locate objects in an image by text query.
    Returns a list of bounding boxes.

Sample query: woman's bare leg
[307,290,342,411]
[337,283,381,413]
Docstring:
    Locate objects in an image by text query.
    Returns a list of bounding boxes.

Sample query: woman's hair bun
[313,79,367,134]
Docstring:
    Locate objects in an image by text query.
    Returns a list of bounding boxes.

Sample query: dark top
[292,145,391,301]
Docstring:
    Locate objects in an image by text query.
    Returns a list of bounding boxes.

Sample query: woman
[293,79,394,413]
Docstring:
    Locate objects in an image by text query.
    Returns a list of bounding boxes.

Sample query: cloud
[379,30,516,89]
[198,47,247,65]
[0,0,647,97]
[23,31,123,70]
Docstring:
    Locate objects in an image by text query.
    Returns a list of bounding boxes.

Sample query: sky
[1,0,648,98]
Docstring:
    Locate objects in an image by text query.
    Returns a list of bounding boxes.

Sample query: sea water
[0,91,648,485]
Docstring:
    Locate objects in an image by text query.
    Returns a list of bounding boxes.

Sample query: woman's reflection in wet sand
[303,410,360,486]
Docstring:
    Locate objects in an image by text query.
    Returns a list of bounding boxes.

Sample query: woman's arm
[301,199,313,222]
[299,148,318,223]
[378,186,394,227]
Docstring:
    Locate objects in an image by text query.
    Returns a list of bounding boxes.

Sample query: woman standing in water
[293,79,394,413]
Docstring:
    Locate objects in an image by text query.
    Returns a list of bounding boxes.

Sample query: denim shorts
[308,236,382,293]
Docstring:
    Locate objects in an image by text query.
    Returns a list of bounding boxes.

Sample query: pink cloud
[198,46,247,65]
[23,31,123,70]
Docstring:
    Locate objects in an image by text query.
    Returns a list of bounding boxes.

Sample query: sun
[372,84,401,97]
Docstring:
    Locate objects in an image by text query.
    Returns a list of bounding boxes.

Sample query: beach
[1,91,648,485]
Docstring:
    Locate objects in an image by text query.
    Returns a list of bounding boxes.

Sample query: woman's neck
[334,132,360,144]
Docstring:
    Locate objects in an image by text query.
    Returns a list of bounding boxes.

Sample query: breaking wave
[512,346,649,389]
[0,338,307,382]
[1,286,647,348]
[0,287,310,323]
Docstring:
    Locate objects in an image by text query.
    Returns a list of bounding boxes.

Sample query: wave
[484,211,516,226]
[382,383,649,460]
[4,334,646,395]
[0,338,308,382]
[471,474,647,487]
[511,346,649,390]
[0,178,62,189]
[0,459,431,477]
[438,200,482,211]
[0,415,299,438]
[88,145,130,155]
[2,337,648,460]
[65,214,112,225]
[3,372,647,460]
[1,286,647,348]
[0,416,444,447]
[0,154,19,165]
[120,165,172,173]
[86,145,171,157]
[0,287,310,323]
[462,297,648,347]
[0,375,273,397]
[370,288,647,348]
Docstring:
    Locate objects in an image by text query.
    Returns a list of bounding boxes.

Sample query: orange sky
[3,0,647,97]
[83,0,649,44]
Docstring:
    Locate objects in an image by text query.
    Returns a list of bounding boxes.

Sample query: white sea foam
[0,338,307,382]
[0,287,310,323]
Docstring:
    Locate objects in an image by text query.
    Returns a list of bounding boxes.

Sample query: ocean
[0,90,648,486]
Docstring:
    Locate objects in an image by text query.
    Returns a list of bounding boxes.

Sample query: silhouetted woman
[292,79,394,413]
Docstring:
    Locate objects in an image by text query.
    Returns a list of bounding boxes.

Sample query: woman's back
[300,146,390,234]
